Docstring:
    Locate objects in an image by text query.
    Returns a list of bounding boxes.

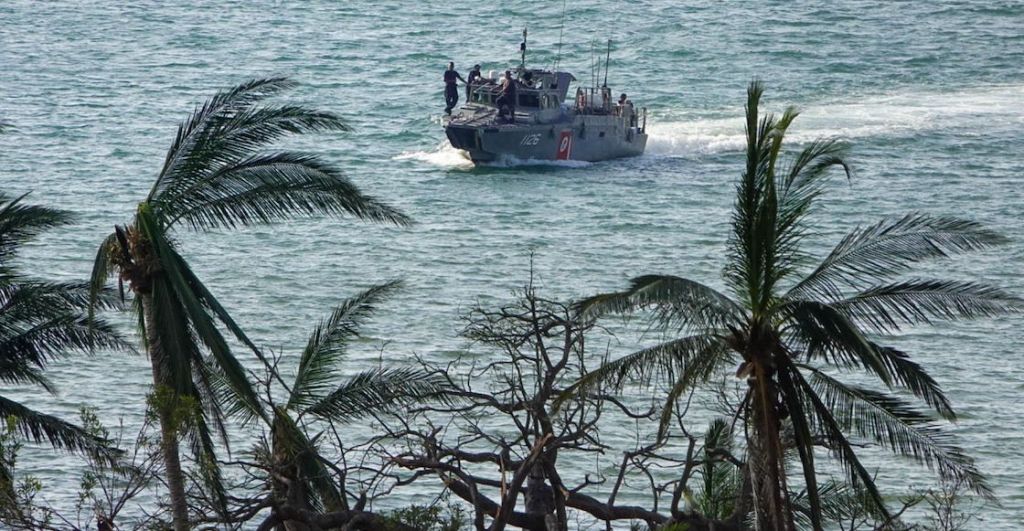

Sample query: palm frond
[790,479,889,529]
[305,368,452,422]
[802,366,990,498]
[161,152,410,230]
[0,282,128,368]
[774,139,852,283]
[0,361,54,392]
[150,225,264,424]
[871,344,955,420]
[144,77,410,232]
[787,367,891,519]
[271,409,343,512]
[696,418,741,519]
[834,279,1023,333]
[778,363,823,530]
[575,275,743,332]
[0,395,117,461]
[725,81,776,307]
[146,275,204,398]
[659,341,733,439]
[558,334,730,411]
[88,232,121,320]
[157,104,352,203]
[156,101,349,205]
[164,244,261,357]
[150,77,298,202]
[289,281,402,411]
[186,410,230,520]
[789,214,1008,301]
[0,192,73,263]
[776,299,891,384]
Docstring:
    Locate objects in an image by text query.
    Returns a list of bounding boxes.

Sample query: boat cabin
[468,69,575,112]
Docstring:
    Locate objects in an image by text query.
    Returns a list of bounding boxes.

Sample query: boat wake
[394,142,476,170]
[394,142,592,169]
[646,83,1024,158]
[402,84,1022,165]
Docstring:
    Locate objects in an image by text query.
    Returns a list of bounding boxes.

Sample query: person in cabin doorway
[443,62,465,115]
[466,64,482,101]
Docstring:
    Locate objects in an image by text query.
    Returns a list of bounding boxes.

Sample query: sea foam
[647,83,1024,157]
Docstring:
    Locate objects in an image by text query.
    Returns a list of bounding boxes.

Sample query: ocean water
[2,0,1022,527]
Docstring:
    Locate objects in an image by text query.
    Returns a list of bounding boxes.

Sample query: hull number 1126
[520,133,541,146]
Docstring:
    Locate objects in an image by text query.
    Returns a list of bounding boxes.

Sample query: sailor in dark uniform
[443,62,466,115]
[466,64,482,102]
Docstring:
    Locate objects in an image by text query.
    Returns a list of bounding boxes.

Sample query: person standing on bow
[443,62,466,115]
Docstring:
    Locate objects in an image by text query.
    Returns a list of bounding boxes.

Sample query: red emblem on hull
[556,130,572,160]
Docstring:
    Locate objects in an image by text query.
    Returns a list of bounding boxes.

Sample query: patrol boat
[443,38,647,163]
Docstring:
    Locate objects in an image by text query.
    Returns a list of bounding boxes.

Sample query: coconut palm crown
[87,77,410,530]
[1,192,126,491]
[568,81,1021,530]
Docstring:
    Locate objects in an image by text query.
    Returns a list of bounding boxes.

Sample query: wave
[646,83,1024,157]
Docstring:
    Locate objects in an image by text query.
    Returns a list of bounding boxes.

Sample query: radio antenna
[603,39,611,87]
[520,28,528,70]
[554,0,566,70]
[590,40,595,89]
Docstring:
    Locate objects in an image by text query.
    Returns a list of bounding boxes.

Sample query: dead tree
[386,281,739,530]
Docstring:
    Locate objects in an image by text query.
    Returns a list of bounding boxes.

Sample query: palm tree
[88,78,410,531]
[0,192,126,499]
[262,281,451,529]
[567,81,1021,531]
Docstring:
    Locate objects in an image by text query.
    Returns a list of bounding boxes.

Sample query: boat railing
[469,82,560,110]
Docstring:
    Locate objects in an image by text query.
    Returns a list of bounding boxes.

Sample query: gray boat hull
[445,109,647,163]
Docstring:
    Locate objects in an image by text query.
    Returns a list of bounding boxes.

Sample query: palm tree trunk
[141,293,191,531]
[750,363,793,531]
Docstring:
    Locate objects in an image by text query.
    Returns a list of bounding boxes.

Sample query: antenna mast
[603,39,611,87]
[520,28,528,70]
[554,0,566,70]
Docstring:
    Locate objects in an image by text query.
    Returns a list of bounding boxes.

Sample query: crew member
[443,62,466,115]
[466,64,482,101]
[495,70,517,123]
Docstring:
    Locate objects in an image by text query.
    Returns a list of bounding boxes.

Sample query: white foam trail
[485,155,592,168]
[394,141,592,169]
[394,142,476,169]
[645,117,746,156]
[647,84,1024,158]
